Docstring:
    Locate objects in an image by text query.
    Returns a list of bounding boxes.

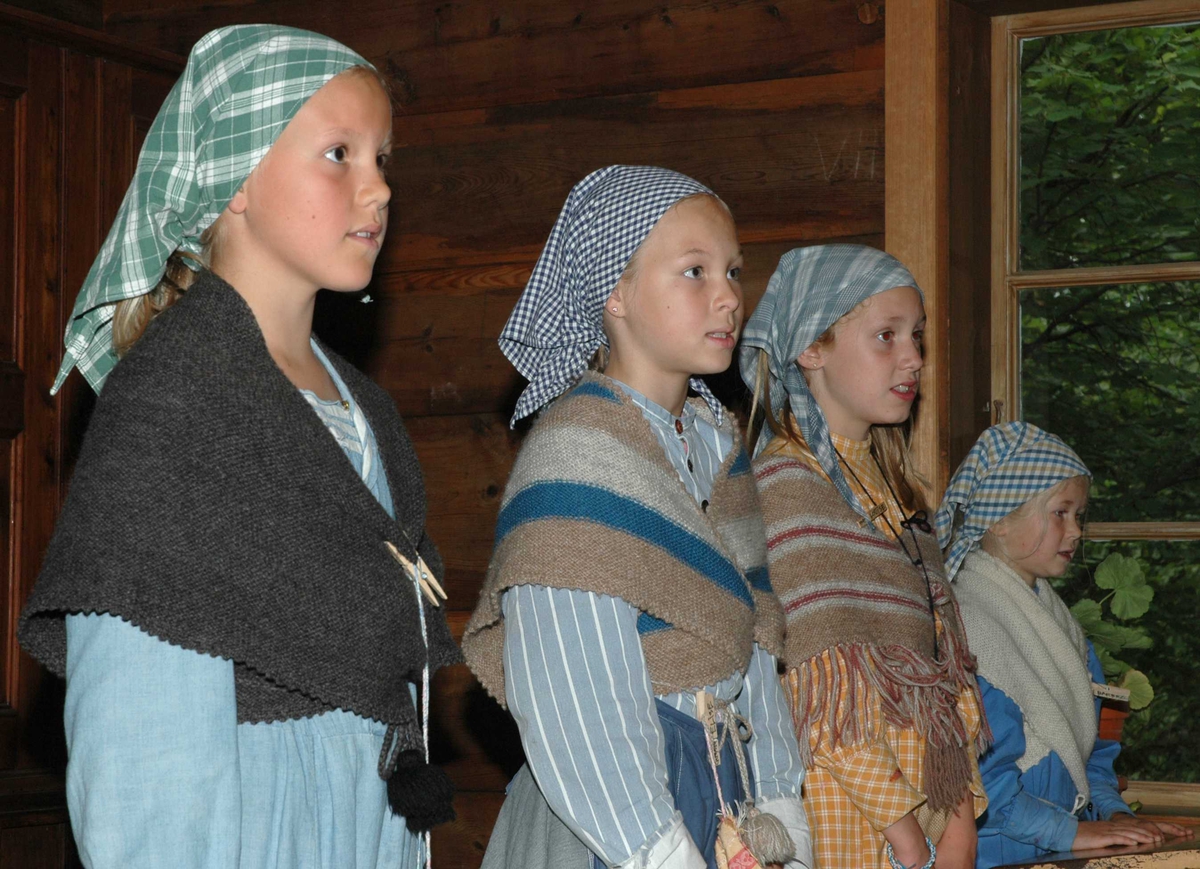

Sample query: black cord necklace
[834,444,941,660]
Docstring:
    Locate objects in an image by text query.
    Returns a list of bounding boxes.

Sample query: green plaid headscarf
[54,24,370,394]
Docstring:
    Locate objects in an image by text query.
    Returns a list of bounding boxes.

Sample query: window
[992,2,1200,785]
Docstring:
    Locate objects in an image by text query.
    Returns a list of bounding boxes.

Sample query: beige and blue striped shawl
[464,373,783,706]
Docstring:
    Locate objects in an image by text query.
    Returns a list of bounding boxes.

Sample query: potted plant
[1067,553,1155,741]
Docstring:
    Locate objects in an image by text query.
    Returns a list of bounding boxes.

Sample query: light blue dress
[975,641,1132,868]
[63,342,426,869]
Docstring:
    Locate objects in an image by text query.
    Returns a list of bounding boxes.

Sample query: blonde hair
[747,329,930,514]
[112,222,220,357]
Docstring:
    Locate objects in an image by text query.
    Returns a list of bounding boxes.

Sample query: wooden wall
[22,2,890,864]
[0,6,179,864]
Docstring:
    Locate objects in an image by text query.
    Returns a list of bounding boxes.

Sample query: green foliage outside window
[1020,23,1200,269]
[1018,23,1200,781]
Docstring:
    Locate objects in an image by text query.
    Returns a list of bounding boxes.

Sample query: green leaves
[1120,669,1155,710]
[1069,554,1155,684]
[1095,553,1155,619]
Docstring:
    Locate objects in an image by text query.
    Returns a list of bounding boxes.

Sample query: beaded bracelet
[885,837,936,869]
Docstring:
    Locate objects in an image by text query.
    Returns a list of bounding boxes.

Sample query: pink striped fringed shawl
[755,453,990,812]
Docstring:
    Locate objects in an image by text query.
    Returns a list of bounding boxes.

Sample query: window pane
[1019,23,1200,270]
[1051,539,1200,783]
[1020,281,1200,522]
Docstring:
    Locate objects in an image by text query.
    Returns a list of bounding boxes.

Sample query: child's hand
[1072,819,1164,850]
[933,794,978,869]
[1108,815,1194,841]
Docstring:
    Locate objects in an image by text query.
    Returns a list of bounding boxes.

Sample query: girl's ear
[604,284,627,319]
[797,343,824,371]
[227,186,249,215]
[990,518,1010,540]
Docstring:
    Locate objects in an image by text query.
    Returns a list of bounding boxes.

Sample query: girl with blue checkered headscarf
[936,423,1187,867]
[465,166,813,869]
[738,245,990,869]
[19,25,460,867]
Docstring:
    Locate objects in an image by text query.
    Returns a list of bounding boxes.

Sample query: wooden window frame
[990,0,1200,543]
[991,0,1200,804]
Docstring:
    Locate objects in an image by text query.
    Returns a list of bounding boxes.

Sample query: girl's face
[992,475,1089,585]
[799,285,925,440]
[227,69,392,294]
[603,195,743,400]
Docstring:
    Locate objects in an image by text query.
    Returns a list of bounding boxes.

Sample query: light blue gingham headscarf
[936,422,1091,580]
[55,24,370,395]
[500,165,723,427]
[737,244,922,522]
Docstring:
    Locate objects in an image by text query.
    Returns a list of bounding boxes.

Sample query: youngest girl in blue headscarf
[937,422,1190,867]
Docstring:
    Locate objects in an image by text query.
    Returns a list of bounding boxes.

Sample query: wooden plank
[430,790,505,869]
[947,0,993,473]
[57,51,102,493]
[885,0,950,498]
[384,70,885,272]
[431,662,523,793]
[0,3,182,73]
[406,412,522,596]
[1,0,102,30]
[14,41,68,771]
[103,0,882,115]
[0,822,66,868]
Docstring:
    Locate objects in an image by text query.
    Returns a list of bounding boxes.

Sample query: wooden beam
[885,0,951,497]
[0,2,182,73]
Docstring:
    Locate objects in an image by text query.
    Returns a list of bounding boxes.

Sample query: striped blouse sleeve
[502,584,704,867]
[741,644,813,867]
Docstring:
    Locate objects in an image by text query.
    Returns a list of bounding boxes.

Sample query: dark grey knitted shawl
[20,271,461,751]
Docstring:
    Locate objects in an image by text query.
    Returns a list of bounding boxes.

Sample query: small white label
[1092,681,1131,702]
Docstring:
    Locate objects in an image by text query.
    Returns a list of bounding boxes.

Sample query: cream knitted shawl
[953,550,1095,805]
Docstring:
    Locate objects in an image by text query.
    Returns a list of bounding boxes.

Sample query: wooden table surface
[1005,815,1200,868]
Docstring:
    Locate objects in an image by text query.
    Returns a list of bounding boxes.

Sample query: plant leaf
[1071,599,1104,633]
[1111,581,1155,620]
[1093,645,1127,679]
[1094,553,1145,591]
[1119,668,1155,710]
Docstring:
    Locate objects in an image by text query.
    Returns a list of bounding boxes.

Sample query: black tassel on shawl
[386,750,456,832]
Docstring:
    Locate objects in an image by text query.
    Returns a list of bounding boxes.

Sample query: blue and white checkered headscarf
[737,244,922,521]
[499,165,721,426]
[936,422,1091,580]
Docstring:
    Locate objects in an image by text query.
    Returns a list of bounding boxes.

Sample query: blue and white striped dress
[62,339,426,869]
[499,382,812,869]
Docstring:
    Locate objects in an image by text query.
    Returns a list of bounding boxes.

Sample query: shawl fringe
[789,633,990,811]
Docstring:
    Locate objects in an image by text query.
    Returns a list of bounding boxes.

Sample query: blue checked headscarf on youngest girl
[500,165,725,426]
[936,422,1091,581]
[738,244,922,524]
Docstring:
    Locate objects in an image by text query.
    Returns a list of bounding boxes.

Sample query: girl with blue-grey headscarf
[738,245,989,869]
[936,422,1190,867]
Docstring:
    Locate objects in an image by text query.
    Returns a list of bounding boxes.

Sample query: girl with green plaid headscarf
[737,245,989,869]
[19,25,460,868]
[936,423,1189,867]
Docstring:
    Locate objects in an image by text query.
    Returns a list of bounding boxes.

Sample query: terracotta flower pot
[1099,700,1131,742]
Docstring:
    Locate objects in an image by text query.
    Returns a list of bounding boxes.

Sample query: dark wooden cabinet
[0,7,178,865]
